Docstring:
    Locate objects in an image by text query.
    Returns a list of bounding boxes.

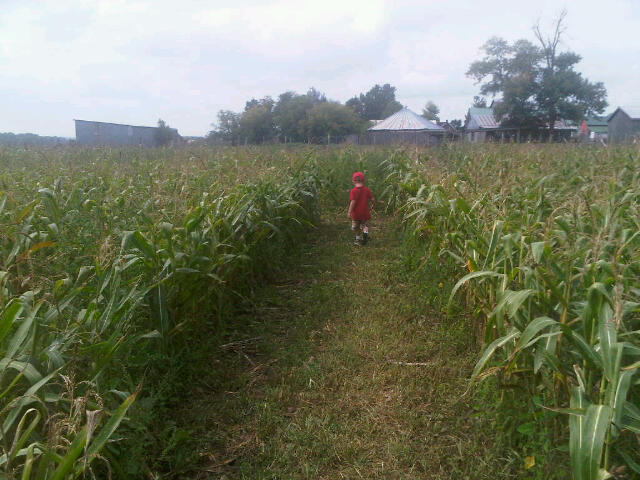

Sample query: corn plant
[392,144,640,478]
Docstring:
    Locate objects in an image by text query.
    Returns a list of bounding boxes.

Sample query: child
[348,171,375,245]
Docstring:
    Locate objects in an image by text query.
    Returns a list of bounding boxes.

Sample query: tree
[239,102,276,144]
[155,119,175,146]
[303,102,364,143]
[449,119,463,130]
[532,11,607,136]
[273,88,327,142]
[207,110,241,145]
[380,100,403,119]
[421,101,440,121]
[305,87,327,104]
[467,12,607,137]
[346,84,402,120]
[472,96,487,108]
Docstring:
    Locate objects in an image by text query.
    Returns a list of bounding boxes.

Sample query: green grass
[166,210,511,479]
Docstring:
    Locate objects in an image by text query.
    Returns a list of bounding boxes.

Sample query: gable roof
[466,107,498,129]
[607,107,640,121]
[466,107,499,129]
[368,107,444,131]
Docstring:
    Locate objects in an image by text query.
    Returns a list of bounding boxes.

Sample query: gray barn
[607,107,640,143]
[348,107,445,146]
[74,119,179,147]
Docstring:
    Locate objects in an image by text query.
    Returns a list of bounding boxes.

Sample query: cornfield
[0,145,366,478]
[2,143,639,478]
[387,144,640,479]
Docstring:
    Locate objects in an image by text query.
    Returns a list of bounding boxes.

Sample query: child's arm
[348,199,356,218]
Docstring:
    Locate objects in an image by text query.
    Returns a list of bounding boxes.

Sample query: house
[464,106,509,142]
[568,117,608,141]
[347,107,445,146]
[607,107,640,143]
[464,104,573,142]
[74,119,180,147]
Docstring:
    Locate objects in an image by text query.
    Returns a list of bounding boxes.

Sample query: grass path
[173,212,506,479]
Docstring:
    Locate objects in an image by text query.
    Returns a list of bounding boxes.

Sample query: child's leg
[361,221,369,244]
[351,220,363,244]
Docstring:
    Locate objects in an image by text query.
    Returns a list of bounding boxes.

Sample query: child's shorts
[351,220,369,231]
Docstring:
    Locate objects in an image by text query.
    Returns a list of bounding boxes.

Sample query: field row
[386,145,640,479]
[0,146,364,477]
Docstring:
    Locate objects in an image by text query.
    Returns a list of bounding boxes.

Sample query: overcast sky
[1,0,639,137]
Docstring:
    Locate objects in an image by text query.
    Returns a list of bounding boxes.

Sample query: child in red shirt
[348,171,375,245]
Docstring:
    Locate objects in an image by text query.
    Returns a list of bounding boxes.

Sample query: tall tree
[273,88,326,142]
[208,110,241,145]
[346,84,402,120]
[303,102,364,143]
[532,11,607,136]
[239,102,276,144]
[467,12,607,136]
[421,101,440,121]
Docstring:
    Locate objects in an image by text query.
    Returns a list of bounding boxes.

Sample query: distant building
[74,119,180,147]
[347,108,446,146]
[607,107,640,143]
[464,104,573,142]
[568,117,608,141]
[464,106,507,142]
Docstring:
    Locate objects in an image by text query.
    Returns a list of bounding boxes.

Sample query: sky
[1,0,639,137]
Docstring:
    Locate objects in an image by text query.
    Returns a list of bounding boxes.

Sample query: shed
[607,107,640,143]
[464,105,573,142]
[348,108,445,146]
[74,119,179,147]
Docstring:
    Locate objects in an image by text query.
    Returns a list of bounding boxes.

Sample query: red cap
[352,171,365,182]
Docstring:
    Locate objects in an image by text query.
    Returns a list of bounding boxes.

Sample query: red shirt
[349,185,373,220]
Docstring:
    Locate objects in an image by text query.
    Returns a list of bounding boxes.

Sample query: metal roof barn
[74,119,179,147]
[348,108,447,146]
[465,107,499,129]
[368,107,444,131]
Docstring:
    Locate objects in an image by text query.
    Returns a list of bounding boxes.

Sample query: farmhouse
[74,119,179,147]
[347,107,446,146]
[464,104,573,142]
[568,117,608,141]
[607,107,640,143]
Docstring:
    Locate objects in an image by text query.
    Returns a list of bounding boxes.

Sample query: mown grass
[168,210,512,479]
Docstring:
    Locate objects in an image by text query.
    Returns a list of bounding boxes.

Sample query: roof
[466,107,499,129]
[466,107,576,131]
[607,107,640,121]
[586,117,607,127]
[74,119,162,130]
[368,108,444,131]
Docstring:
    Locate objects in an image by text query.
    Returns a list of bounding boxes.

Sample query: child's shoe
[354,235,363,246]
[362,232,369,245]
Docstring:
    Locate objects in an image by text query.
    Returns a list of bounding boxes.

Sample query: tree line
[207,84,411,145]
[0,132,70,147]
[208,11,607,145]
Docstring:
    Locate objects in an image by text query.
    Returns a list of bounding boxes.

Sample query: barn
[347,107,446,146]
[74,119,179,147]
[464,105,573,142]
[607,107,640,143]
